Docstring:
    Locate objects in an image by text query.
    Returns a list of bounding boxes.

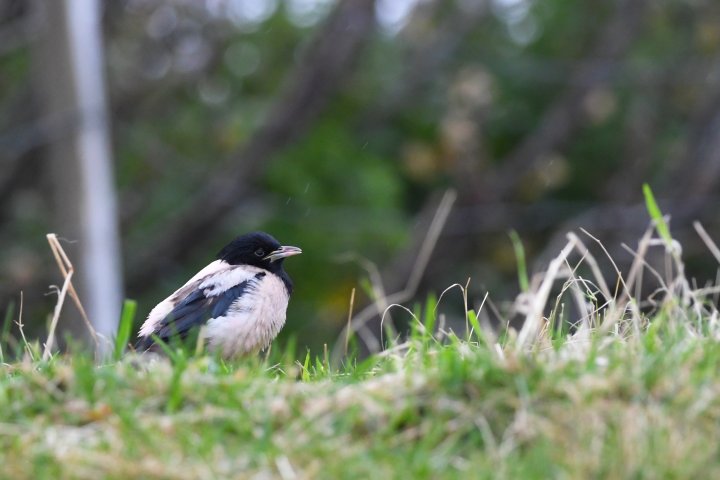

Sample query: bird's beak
[265,245,302,262]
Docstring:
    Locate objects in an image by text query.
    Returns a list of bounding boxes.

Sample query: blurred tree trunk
[31,0,122,351]
[128,0,379,291]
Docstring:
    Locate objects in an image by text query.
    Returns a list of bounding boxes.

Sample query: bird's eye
[254,248,265,257]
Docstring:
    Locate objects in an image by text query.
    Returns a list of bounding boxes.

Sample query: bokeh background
[3,0,720,355]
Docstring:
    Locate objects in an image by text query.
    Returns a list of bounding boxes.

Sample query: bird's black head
[217,231,302,274]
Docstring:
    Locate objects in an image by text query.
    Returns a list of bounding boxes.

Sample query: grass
[3,311,720,479]
[4,204,720,477]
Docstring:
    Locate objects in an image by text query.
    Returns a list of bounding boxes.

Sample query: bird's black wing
[137,272,264,350]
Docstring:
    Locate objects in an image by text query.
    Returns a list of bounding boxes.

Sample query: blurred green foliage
[3,0,720,352]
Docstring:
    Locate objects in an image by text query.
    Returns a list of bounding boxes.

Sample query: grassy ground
[3,309,720,479]
[3,209,720,478]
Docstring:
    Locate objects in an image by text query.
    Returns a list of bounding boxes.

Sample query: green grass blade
[114,299,137,361]
[509,230,529,293]
[2,301,14,342]
[424,293,438,338]
[301,350,311,381]
[166,356,187,413]
[467,309,482,341]
[643,183,672,245]
[1,301,15,362]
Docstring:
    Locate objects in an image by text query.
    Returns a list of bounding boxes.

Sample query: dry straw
[44,234,98,359]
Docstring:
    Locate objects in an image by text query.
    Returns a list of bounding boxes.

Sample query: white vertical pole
[34,0,122,352]
[66,0,122,346]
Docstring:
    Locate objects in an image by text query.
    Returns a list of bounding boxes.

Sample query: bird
[136,231,301,358]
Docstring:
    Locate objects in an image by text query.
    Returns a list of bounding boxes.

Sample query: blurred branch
[362,0,487,125]
[483,0,649,200]
[128,0,378,291]
[0,0,39,56]
[673,58,720,198]
[442,197,720,239]
[0,88,40,220]
[602,92,660,201]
